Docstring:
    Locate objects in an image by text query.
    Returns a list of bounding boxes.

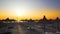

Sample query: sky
[0,0,60,20]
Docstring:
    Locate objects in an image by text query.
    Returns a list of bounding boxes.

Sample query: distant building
[1,18,16,23]
[28,19,34,22]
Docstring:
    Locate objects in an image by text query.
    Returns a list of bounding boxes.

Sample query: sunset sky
[0,0,60,20]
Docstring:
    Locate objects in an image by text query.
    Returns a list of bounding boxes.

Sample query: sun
[17,11,23,16]
[15,9,24,21]
[16,9,24,17]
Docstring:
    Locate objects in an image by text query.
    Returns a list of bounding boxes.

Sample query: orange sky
[0,9,60,20]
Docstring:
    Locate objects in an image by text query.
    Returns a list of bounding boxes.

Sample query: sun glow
[14,9,24,21]
[17,11,23,16]
[15,9,24,17]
